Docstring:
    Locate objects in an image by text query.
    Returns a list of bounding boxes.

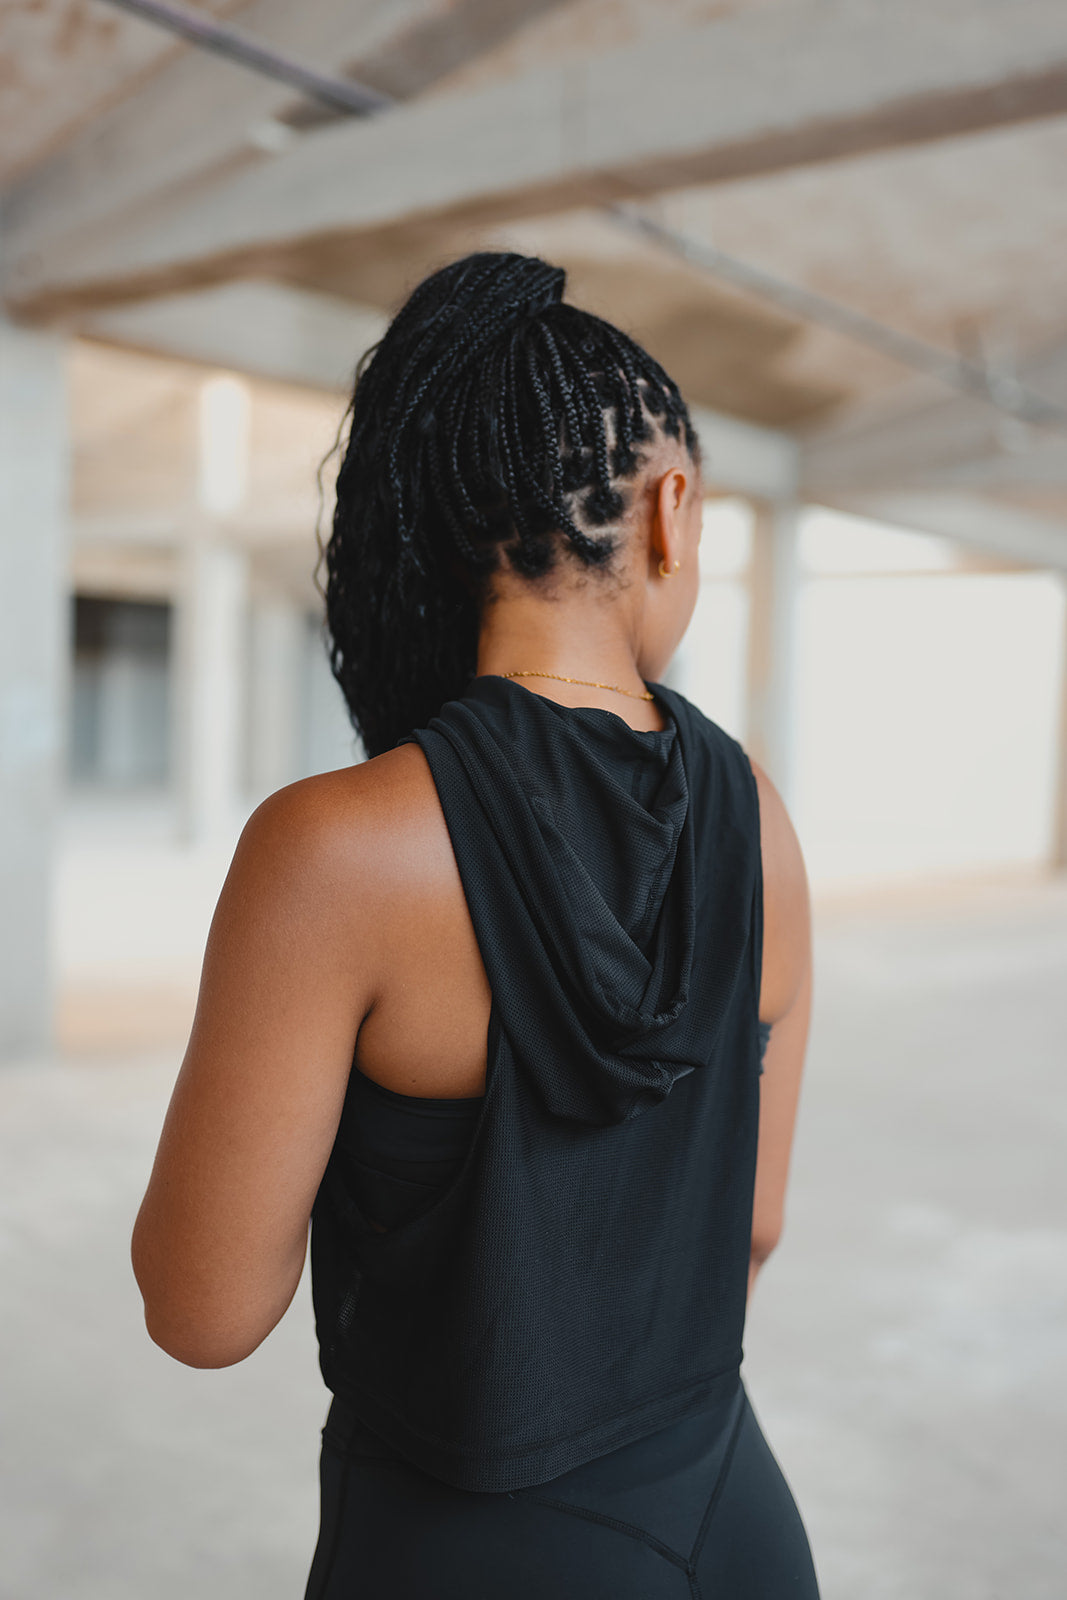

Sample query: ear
[650,465,691,574]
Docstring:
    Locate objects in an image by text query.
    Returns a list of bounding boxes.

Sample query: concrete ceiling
[4,0,1067,540]
[0,0,244,185]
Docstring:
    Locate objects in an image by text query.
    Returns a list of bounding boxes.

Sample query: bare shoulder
[233,741,446,907]
[748,756,812,1026]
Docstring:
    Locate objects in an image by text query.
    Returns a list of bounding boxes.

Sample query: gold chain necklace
[499,669,654,702]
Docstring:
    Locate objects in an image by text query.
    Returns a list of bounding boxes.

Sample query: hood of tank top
[399,672,709,1126]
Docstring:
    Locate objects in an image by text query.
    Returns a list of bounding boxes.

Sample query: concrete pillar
[1052,574,1067,873]
[745,498,801,811]
[172,533,249,843]
[0,318,69,1060]
[171,371,252,842]
[246,590,303,799]
[302,612,363,775]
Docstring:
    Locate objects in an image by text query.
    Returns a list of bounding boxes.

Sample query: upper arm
[131,770,385,1368]
[749,758,813,1268]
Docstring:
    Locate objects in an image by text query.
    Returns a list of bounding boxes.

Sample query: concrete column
[302,612,363,775]
[1052,574,1067,873]
[0,318,69,1060]
[246,590,303,799]
[172,533,249,843]
[745,498,801,811]
[171,371,252,842]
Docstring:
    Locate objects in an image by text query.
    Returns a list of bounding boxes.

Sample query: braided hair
[321,251,700,758]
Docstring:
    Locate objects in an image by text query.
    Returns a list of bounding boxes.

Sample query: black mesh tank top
[339,1015,770,1238]
[309,673,765,1492]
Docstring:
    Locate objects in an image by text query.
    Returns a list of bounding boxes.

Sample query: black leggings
[303,1373,820,1599]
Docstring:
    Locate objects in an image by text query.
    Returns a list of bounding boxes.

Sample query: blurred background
[1,1,1065,1596]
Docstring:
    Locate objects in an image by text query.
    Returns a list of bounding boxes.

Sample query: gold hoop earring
[658,557,680,578]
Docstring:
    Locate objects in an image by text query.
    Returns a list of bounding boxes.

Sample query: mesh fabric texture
[310,674,764,1492]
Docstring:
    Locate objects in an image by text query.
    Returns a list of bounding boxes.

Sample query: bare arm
[747,758,813,1302]
[130,771,384,1369]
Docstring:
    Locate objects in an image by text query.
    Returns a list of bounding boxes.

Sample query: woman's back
[309,672,766,1490]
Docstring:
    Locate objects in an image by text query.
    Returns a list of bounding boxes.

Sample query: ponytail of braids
[320,251,699,758]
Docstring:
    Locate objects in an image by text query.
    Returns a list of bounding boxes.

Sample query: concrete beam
[70,544,179,603]
[911,443,1067,493]
[74,295,798,501]
[800,338,1067,496]
[692,406,798,502]
[829,492,1067,572]
[6,0,1067,315]
[310,0,578,110]
[0,0,571,308]
[80,282,386,393]
[3,0,428,267]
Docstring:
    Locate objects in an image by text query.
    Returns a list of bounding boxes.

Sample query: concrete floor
[2,872,1065,1599]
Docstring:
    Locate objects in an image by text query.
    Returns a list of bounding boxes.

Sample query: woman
[132,251,818,1598]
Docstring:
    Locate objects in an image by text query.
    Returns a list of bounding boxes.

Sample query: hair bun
[435,252,565,335]
[500,255,566,319]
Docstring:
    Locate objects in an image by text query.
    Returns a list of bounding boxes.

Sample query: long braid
[540,324,584,466]
[322,252,700,758]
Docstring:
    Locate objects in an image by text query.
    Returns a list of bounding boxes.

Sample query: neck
[475,587,663,728]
